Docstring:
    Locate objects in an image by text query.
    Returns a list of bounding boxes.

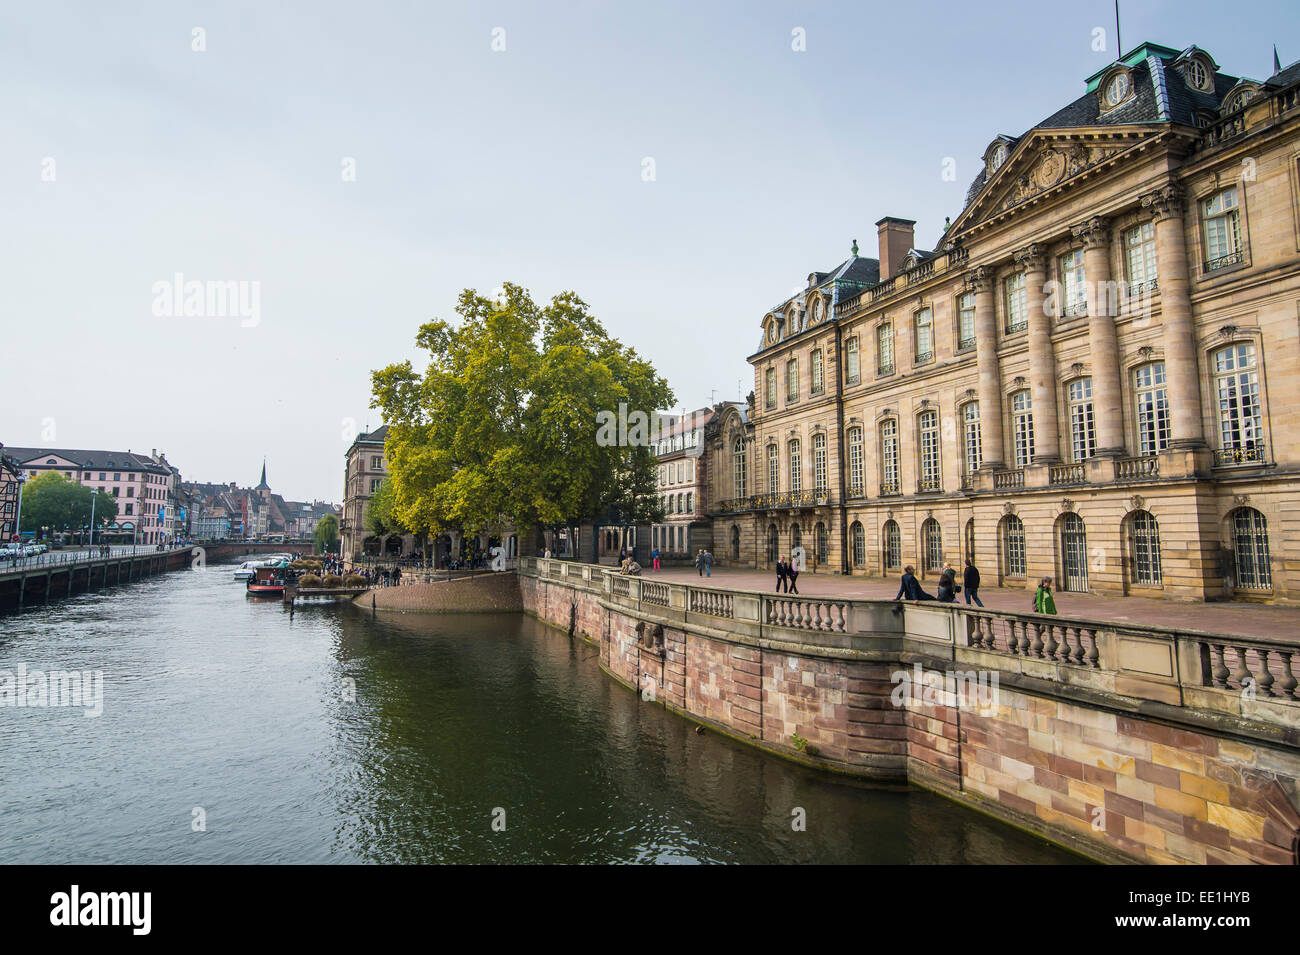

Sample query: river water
[0,562,1083,864]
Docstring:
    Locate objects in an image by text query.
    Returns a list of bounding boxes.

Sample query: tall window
[1005,272,1027,333]
[1002,515,1026,577]
[1011,390,1034,467]
[815,523,828,564]
[1129,510,1162,586]
[918,410,941,491]
[914,308,933,363]
[731,525,740,561]
[1232,507,1271,591]
[767,444,779,495]
[847,426,864,496]
[786,358,799,402]
[765,367,777,409]
[845,337,860,384]
[1202,187,1242,270]
[877,323,894,374]
[767,525,780,563]
[788,439,802,494]
[812,432,827,492]
[1059,249,1087,318]
[957,292,976,350]
[811,349,824,395]
[962,401,982,477]
[883,520,901,570]
[1134,363,1169,456]
[1214,343,1263,463]
[1068,378,1096,461]
[923,518,943,572]
[1125,221,1158,295]
[851,521,866,569]
[732,437,747,499]
[880,420,899,495]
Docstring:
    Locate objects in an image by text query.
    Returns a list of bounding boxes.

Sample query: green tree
[312,513,339,554]
[21,472,119,539]
[370,284,672,545]
[363,479,402,537]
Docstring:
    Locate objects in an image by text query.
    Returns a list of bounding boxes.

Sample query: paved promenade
[640,565,1300,640]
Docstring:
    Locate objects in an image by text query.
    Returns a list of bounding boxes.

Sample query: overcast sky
[2,0,1295,502]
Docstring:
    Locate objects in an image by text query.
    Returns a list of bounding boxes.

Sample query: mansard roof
[5,447,170,473]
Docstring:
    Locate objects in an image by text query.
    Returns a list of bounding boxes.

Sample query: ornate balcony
[1214,445,1266,467]
[917,477,942,493]
[716,490,830,513]
[879,481,900,497]
[1205,250,1245,273]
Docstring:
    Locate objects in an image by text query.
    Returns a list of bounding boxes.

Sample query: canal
[0,562,1085,863]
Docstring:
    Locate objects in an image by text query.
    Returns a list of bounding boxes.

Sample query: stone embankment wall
[519,562,1300,865]
[354,573,521,613]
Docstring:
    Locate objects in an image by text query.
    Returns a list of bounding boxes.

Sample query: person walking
[786,555,799,594]
[702,549,713,578]
[963,558,984,607]
[651,547,660,571]
[695,549,706,577]
[1034,577,1058,615]
[894,565,934,601]
[936,563,959,603]
[775,557,788,593]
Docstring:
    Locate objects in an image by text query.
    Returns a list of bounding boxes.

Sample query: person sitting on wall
[895,565,935,601]
[936,564,960,603]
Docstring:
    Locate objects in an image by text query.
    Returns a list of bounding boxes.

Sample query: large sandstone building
[706,42,1300,602]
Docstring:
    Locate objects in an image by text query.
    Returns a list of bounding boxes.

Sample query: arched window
[788,439,802,494]
[815,522,829,565]
[733,436,747,499]
[812,433,827,492]
[918,410,940,491]
[1002,515,1026,578]
[922,518,943,572]
[847,426,864,496]
[767,444,779,495]
[880,420,899,495]
[731,525,740,561]
[850,521,866,569]
[766,524,780,563]
[1129,510,1162,586]
[1232,507,1271,591]
[1059,512,1088,593]
[882,520,901,570]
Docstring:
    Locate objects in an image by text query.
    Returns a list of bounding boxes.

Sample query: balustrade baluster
[1041,624,1057,661]
[1030,624,1044,658]
[1254,649,1276,698]
[1211,643,1231,688]
[1084,629,1100,668]
[1276,651,1298,700]
[1232,646,1252,690]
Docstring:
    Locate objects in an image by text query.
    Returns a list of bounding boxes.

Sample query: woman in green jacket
[1034,577,1057,615]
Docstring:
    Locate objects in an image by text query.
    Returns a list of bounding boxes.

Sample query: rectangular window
[914,308,933,363]
[848,428,864,495]
[1215,343,1263,463]
[765,367,777,409]
[810,349,824,395]
[962,402,982,476]
[1005,273,1027,333]
[880,421,899,495]
[788,440,801,493]
[1012,391,1034,467]
[1060,250,1087,317]
[767,444,779,495]
[877,324,894,375]
[1134,363,1169,456]
[813,433,827,492]
[1203,188,1242,271]
[1068,378,1096,461]
[1124,221,1158,296]
[957,293,976,350]
[918,411,940,491]
[845,337,860,384]
[786,358,799,402]
[1004,518,1026,577]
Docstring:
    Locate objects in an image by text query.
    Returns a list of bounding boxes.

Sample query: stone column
[1143,185,1205,448]
[1073,216,1124,455]
[1016,243,1060,464]
[968,267,1004,471]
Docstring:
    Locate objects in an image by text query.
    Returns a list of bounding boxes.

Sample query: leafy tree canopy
[313,513,339,553]
[370,284,673,539]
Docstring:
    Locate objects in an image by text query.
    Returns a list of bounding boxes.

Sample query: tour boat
[246,565,286,596]
[233,554,294,580]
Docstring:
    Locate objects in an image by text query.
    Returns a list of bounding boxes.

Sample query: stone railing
[715,490,830,513]
[993,469,1024,490]
[1048,463,1086,486]
[1115,455,1159,480]
[520,558,1300,731]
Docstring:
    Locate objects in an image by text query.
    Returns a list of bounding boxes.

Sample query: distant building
[184,461,338,542]
[651,404,744,561]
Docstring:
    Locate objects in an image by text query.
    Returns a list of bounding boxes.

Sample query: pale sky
[2,0,1295,502]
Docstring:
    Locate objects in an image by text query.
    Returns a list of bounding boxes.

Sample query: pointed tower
[256,458,271,499]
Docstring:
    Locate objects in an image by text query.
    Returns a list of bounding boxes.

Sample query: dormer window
[1105,72,1129,107]
[1186,58,1210,92]
[991,143,1008,172]
[812,298,824,324]
[1223,82,1259,115]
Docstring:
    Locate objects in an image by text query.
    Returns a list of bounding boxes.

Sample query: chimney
[876,217,916,281]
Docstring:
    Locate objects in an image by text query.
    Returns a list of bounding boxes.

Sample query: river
[0,562,1085,863]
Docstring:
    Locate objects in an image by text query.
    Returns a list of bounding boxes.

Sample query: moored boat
[246,565,287,596]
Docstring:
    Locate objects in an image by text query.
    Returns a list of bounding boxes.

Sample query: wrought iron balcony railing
[1214,445,1266,467]
[715,490,831,513]
[1205,250,1245,273]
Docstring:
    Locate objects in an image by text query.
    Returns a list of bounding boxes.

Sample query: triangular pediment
[951,126,1167,235]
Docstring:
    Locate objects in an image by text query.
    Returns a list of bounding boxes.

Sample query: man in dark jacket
[895,565,934,601]
[963,558,984,606]
[775,558,788,593]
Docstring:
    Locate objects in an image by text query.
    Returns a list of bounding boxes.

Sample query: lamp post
[89,488,98,550]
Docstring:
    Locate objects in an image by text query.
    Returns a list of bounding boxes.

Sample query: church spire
[256,458,270,491]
